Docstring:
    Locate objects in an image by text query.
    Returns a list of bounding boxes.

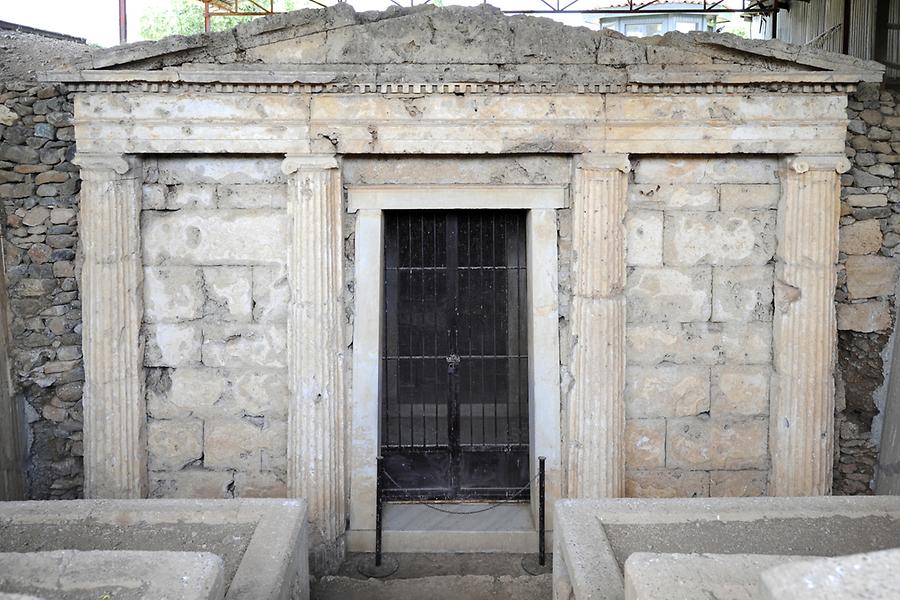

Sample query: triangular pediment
[52,3,883,86]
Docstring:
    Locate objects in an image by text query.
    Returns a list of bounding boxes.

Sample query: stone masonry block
[625,419,666,470]
[217,184,289,209]
[626,364,710,418]
[143,267,204,323]
[626,267,711,322]
[845,255,899,299]
[633,157,779,185]
[626,322,724,365]
[666,416,768,470]
[625,469,710,498]
[143,323,202,367]
[664,210,776,267]
[719,184,780,210]
[711,365,771,416]
[712,265,774,322]
[837,300,893,332]
[146,367,227,420]
[203,267,253,322]
[142,209,287,266]
[168,184,217,209]
[709,470,767,496]
[721,321,771,364]
[839,219,883,255]
[625,209,663,267]
[142,183,166,209]
[251,265,290,322]
[627,183,718,211]
[149,468,233,499]
[233,471,288,498]
[201,324,287,369]
[204,416,287,471]
[147,418,203,471]
[155,156,286,185]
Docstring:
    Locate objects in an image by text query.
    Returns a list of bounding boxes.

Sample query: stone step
[311,574,552,600]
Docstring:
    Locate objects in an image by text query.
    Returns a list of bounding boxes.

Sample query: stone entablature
[45,1,883,569]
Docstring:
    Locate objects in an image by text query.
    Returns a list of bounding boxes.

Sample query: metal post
[118,0,127,44]
[375,455,384,567]
[204,1,211,33]
[538,455,546,567]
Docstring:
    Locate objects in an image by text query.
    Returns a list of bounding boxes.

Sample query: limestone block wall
[622,156,779,498]
[140,156,291,498]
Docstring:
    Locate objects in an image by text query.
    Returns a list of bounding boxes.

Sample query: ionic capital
[72,152,139,180]
[577,153,631,174]
[282,153,339,175]
[786,154,851,175]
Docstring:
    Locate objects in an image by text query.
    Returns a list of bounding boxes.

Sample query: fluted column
[73,153,145,499]
[770,154,850,496]
[282,154,345,572]
[567,154,629,498]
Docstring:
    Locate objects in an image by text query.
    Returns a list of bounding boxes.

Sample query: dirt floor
[0,522,255,587]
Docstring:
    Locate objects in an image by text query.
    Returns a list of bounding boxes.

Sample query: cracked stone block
[712,265,774,322]
[201,324,287,369]
[709,469,767,496]
[628,183,719,211]
[168,184,217,209]
[142,209,287,266]
[149,468,233,499]
[203,416,287,471]
[845,255,899,299]
[147,418,204,471]
[837,300,892,332]
[664,210,776,267]
[625,469,710,498]
[233,471,288,498]
[251,265,290,323]
[666,416,768,470]
[143,323,203,367]
[146,367,226,420]
[633,157,779,185]
[143,266,204,323]
[216,184,289,209]
[626,266,711,322]
[155,157,286,185]
[626,322,724,366]
[840,219,883,255]
[719,183,779,210]
[625,210,663,267]
[625,419,666,470]
[203,267,253,322]
[626,364,710,418]
[711,365,771,416]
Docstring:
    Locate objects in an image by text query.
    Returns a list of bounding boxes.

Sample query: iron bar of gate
[375,455,384,567]
[539,455,546,566]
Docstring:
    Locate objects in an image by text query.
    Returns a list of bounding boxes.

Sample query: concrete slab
[624,553,812,600]
[553,496,900,600]
[0,550,224,600]
[0,499,309,600]
[759,548,900,600]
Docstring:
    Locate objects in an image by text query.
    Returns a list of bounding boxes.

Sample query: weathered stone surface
[144,323,203,367]
[203,416,287,471]
[251,265,289,322]
[845,255,898,299]
[626,267,711,322]
[711,365,770,416]
[712,265,774,322]
[719,184,779,210]
[203,267,253,322]
[147,418,203,471]
[201,324,287,369]
[633,158,779,185]
[664,211,776,266]
[837,300,892,332]
[625,210,663,267]
[709,469,767,496]
[143,267,204,323]
[667,416,768,470]
[840,219,883,254]
[626,365,710,418]
[625,469,709,498]
[625,419,666,470]
[627,183,718,211]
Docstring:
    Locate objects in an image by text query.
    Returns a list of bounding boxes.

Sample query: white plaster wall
[140,156,291,498]
[623,156,780,498]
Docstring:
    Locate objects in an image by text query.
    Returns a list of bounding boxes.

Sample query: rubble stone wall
[141,155,291,498]
[835,83,900,495]
[0,80,82,499]
[622,156,779,498]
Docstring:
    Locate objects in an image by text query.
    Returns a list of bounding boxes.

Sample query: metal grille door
[381,210,529,501]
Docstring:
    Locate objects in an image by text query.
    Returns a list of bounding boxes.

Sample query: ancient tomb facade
[48,3,882,566]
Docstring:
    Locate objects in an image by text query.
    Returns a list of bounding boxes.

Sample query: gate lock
[446,354,461,374]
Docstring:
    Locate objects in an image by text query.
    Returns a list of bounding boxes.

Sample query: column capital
[281,153,339,175]
[577,153,631,174]
[786,154,851,175]
[72,153,139,180]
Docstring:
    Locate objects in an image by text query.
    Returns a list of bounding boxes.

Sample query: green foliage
[140,0,300,40]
